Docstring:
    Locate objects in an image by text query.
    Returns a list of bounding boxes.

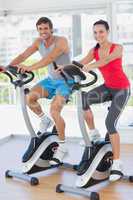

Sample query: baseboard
[0,131,133,145]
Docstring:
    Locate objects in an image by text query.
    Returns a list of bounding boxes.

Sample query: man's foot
[49,143,68,165]
[38,116,53,135]
[109,160,123,182]
[80,129,101,146]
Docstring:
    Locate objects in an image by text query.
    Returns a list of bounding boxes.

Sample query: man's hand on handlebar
[17,64,32,74]
[54,65,64,75]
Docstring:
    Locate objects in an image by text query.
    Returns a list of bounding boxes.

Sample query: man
[9,17,73,165]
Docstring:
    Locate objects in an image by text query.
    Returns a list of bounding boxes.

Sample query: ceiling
[0,0,122,15]
[0,0,130,16]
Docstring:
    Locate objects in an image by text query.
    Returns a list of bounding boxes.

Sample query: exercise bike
[54,61,133,200]
[2,65,75,185]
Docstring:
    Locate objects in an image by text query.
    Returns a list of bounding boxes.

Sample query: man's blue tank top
[38,36,71,80]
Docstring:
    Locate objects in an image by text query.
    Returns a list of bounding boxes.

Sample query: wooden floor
[0,136,133,200]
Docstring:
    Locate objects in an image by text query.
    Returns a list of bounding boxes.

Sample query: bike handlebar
[3,65,34,87]
[72,60,98,88]
[53,61,98,89]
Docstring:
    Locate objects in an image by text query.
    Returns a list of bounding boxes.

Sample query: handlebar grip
[53,62,58,70]
[89,70,97,77]
[72,61,83,69]
[52,61,69,82]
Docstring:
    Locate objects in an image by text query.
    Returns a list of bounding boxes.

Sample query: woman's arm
[83,44,123,72]
[80,48,94,65]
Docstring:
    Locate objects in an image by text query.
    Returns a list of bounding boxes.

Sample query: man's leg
[26,85,48,115]
[50,95,66,141]
[26,85,53,134]
[49,95,67,165]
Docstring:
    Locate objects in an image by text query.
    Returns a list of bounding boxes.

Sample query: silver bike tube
[75,76,92,147]
[19,86,36,138]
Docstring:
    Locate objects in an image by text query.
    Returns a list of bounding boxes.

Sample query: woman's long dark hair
[93,20,110,49]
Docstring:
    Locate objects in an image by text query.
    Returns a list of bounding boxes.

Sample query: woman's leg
[83,84,111,142]
[109,134,120,159]
[84,109,95,129]
[105,88,130,181]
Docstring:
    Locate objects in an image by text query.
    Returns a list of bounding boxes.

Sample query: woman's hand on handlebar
[82,64,91,73]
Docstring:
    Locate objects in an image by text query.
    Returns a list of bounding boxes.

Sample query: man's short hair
[36,17,53,29]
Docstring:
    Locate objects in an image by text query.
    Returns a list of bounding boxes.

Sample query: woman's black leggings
[82,84,130,134]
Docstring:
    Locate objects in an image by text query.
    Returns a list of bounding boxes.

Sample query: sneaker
[38,116,53,134]
[80,129,101,146]
[49,144,68,165]
[109,160,123,182]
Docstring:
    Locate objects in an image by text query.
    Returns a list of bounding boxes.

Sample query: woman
[80,20,130,183]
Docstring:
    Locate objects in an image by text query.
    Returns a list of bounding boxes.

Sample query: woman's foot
[80,129,101,146]
[109,160,123,182]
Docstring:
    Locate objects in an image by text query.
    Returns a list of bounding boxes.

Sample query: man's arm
[28,37,69,71]
[84,45,123,70]
[9,39,39,66]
